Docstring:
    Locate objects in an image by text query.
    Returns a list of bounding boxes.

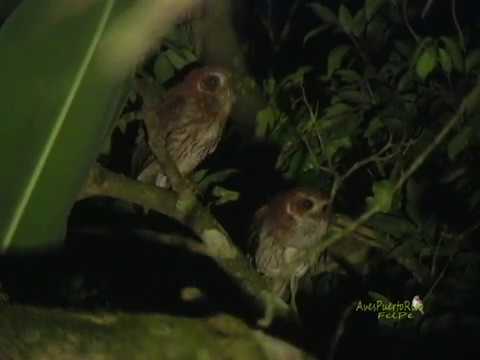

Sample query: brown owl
[252,188,330,299]
[134,66,235,188]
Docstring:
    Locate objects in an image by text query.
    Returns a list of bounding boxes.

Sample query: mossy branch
[79,162,296,326]
[0,305,313,360]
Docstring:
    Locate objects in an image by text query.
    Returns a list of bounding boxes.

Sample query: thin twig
[430,224,443,277]
[394,83,479,192]
[421,0,435,18]
[312,81,480,263]
[279,0,303,44]
[300,84,336,173]
[403,0,419,43]
[327,302,356,360]
[299,85,322,170]
[342,135,393,183]
[451,0,464,51]
[423,248,457,302]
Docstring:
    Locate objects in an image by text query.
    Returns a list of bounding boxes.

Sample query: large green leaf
[0,0,139,252]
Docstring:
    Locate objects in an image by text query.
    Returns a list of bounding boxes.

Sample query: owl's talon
[257,290,290,328]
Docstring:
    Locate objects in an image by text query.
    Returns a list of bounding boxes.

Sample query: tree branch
[0,305,312,360]
[79,162,296,326]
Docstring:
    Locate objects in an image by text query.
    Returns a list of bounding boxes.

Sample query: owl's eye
[199,73,222,93]
[298,198,314,211]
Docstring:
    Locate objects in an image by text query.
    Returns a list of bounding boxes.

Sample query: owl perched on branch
[252,188,330,299]
[133,66,235,188]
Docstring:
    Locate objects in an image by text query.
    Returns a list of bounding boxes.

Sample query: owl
[252,188,330,299]
[133,66,235,188]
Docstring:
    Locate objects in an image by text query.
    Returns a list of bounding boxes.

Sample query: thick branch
[79,163,296,326]
[0,304,313,360]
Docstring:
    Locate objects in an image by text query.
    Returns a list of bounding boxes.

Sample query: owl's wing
[158,93,191,153]
[133,86,188,182]
[158,93,189,128]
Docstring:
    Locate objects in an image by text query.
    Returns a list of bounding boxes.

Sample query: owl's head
[283,188,329,222]
[184,66,235,115]
[255,188,330,249]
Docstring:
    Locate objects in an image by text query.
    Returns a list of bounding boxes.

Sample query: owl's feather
[132,67,234,188]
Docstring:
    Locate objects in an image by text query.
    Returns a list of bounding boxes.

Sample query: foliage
[0,0,134,252]
[255,0,480,327]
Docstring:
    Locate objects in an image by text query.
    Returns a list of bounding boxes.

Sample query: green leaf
[154,54,176,84]
[191,169,209,183]
[325,45,351,79]
[397,72,414,91]
[324,102,353,118]
[364,116,385,139]
[352,9,366,36]
[338,5,353,34]
[416,45,438,80]
[285,148,306,179]
[256,106,277,138]
[438,48,452,75]
[367,180,394,212]
[409,37,432,69]
[303,25,331,45]
[308,3,337,24]
[336,69,361,83]
[448,126,472,160]
[164,48,190,70]
[325,137,351,161]
[181,48,198,63]
[337,90,368,104]
[280,66,313,87]
[212,186,240,206]
[366,0,386,21]
[0,0,153,252]
[369,213,417,237]
[197,169,239,193]
[264,77,276,96]
[440,36,464,72]
[163,26,192,48]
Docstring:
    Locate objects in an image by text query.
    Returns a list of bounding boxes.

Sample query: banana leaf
[0,0,136,252]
